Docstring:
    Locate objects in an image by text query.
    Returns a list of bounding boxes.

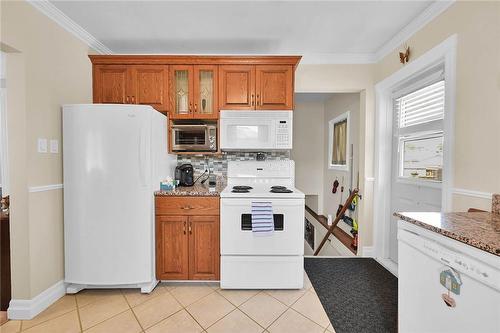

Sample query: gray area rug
[304,258,397,333]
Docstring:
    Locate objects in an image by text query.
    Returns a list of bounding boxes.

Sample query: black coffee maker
[175,164,194,187]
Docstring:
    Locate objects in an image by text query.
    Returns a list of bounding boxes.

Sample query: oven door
[171,125,209,151]
[220,118,276,150]
[220,198,305,255]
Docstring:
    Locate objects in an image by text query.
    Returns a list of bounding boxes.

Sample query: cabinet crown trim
[89,55,302,67]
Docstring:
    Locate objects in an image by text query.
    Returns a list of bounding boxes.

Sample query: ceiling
[47,0,438,63]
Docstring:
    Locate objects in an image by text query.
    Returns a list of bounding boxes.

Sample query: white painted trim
[0,52,9,196]
[375,257,398,277]
[361,246,374,257]
[24,1,453,64]
[300,53,376,65]
[373,34,457,261]
[452,188,493,200]
[28,184,63,193]
[373,1,455,62]
[8,280,66,320]
[27,0,112,54]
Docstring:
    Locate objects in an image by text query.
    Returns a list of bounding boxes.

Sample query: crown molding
[300,53,376,65]
[373,0,455,62]
[27,0,112,54]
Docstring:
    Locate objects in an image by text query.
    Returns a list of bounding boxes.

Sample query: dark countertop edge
[154,191,221,197]
[394,212,500,256]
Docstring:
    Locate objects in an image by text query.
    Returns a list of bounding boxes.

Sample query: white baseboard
[7,280,66,320]
[361,246,374,257]
[376,257,399,277]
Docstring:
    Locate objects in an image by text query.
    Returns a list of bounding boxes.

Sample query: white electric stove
[220,160,305,289]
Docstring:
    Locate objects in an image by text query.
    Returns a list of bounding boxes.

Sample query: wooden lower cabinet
[155,197,220,280]
[189,215,220,280]
[156,215,189,280]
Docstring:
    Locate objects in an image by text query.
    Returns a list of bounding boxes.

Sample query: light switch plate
[50,139,59,153]
[37,138,47,153]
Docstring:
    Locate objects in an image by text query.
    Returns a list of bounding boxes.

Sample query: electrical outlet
[50,139,59,153]
[37,138,48,153]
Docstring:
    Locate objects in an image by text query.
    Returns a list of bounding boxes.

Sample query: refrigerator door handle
[139,126,147,187]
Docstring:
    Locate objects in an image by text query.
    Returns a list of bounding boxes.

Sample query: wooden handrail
[305,206,356,254]
[314,189,359,256]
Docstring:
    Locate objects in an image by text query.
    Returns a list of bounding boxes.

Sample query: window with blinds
[396,80,445,128]
[394,77,445,182]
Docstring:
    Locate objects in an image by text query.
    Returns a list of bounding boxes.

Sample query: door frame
[0,52,9,196]
[373,35,457,273]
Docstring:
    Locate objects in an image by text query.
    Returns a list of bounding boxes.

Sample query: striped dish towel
[251,202,274,233]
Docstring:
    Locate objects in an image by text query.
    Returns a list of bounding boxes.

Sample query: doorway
[292,92,361,257]
[0,51,11,323]
[373,35,457,273]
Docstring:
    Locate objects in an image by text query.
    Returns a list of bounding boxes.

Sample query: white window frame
[393,72,445,187]
[328,111,350,171]
[373,35,457,271]
[395,131,444,188]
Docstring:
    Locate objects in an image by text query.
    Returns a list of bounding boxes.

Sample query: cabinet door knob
[257,94,260,106]
[183,221,186,234]
[251,94,254,106]
[126,96,129,103]
[131,96,135,104]
[189,102,192,113]
[189,222,192,234]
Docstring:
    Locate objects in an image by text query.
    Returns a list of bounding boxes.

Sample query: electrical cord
[194,170,207,184]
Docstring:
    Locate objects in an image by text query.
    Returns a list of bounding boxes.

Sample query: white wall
[375,1,500,210]
[1,1,93,299]
[291,97,325,214]
[323,94,360,219]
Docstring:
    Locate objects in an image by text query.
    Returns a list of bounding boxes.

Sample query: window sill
[396,177,442,189]
[328,164,349,171]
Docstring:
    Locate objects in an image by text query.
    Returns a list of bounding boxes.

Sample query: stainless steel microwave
[171,124,217,152]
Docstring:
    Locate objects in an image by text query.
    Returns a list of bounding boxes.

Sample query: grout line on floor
[19,296,78,332]
[122,289,147,332]
[74,294,84,333]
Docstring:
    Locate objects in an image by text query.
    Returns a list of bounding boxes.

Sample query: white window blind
[396,80,445,128]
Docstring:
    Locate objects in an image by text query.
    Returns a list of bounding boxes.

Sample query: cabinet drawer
[156,197,219,216]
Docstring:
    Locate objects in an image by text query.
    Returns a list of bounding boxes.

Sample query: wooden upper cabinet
[218,65,256,110]
[156,215,189,280]
[170,65,218,119]
[90,56,301,115]
[188,215,219,280]
[93,64,169,112]
[93,65,129,104]
[170,65,194,119]
[256,65,293,110]
[130,65,169,112]
[193,65,218,119]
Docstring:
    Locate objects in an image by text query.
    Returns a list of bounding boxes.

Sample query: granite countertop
[394,211,500,256]
[155,181,226,197]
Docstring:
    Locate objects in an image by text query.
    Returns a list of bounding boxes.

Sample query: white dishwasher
[398,221,500,333]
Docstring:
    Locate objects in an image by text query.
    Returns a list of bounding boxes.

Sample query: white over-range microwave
[220,110,293,150]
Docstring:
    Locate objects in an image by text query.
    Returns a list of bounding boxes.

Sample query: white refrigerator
[63,104,176,293]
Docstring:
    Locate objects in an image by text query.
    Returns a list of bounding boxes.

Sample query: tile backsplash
[177,151,290,176]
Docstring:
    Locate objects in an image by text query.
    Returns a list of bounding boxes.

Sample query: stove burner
[270,188,293,193]
[232,189,250,193]
[271,186,287,190]
[232,185,253,190]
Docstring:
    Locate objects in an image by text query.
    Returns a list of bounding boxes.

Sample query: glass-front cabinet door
[193,65,218,119]
[170,65,218,119]
[170,65,194,119]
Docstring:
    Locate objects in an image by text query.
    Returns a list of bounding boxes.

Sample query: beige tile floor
[0,271,336,333]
